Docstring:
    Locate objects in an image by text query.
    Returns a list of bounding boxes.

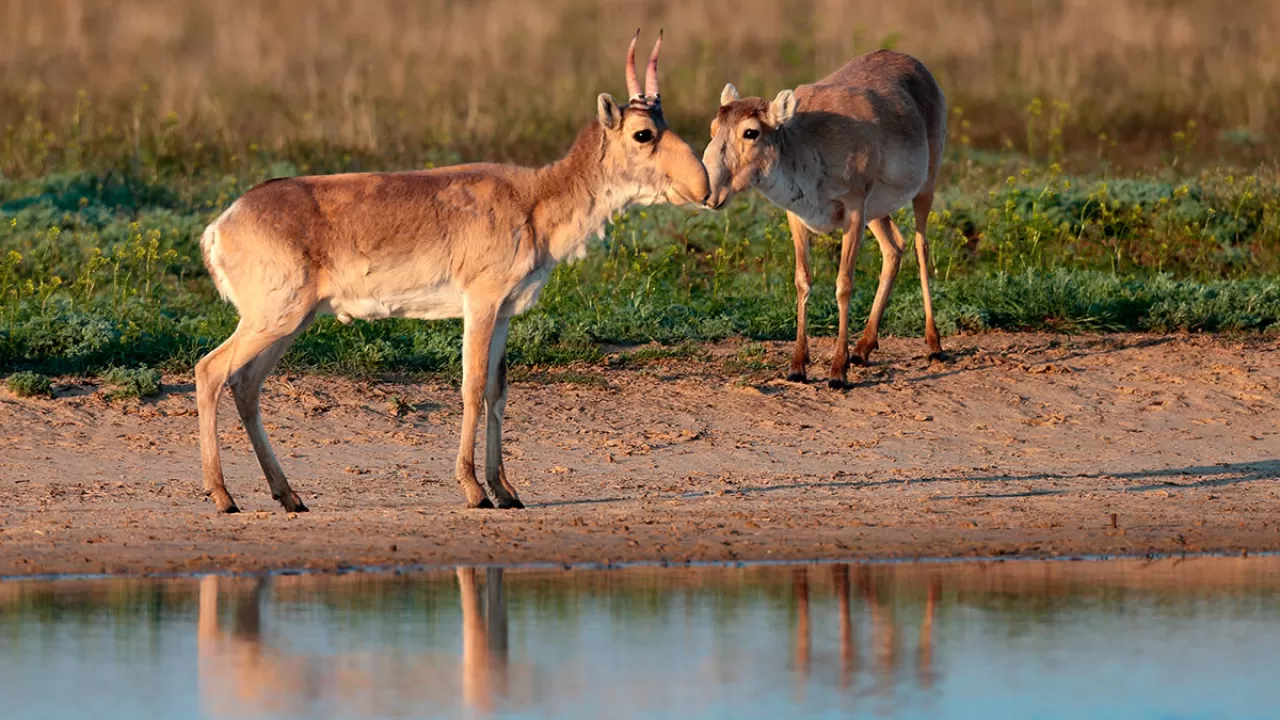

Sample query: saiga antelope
[702,50,946,387]
[196,32,708,512]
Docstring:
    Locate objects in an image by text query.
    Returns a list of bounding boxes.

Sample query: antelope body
[703,50,946,387]
[195,33,707,512]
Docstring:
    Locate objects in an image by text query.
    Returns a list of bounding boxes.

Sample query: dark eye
[743,128,760,140]
[632,129,654,144]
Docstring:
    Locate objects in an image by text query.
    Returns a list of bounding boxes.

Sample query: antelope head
[594,31,709,207]
[702,83,798,209]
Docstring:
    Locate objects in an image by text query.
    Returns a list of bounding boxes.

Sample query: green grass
[1,156,1278,380]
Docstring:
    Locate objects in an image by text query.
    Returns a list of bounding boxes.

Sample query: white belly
[320,262,556,324]
[321,283,464,323]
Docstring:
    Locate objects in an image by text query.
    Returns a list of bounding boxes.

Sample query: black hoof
[927,351,947,363]
[785,372,807,383]
[207,489,239,514]
[497,497,526,510]
[827,378,846,390]
[471,497,495,510]
[277,492,309,513]
[849,355,870,367]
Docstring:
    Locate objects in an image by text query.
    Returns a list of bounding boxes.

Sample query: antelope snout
[667,168,711,207]
[703,186,730,211]
[667,184,709,206]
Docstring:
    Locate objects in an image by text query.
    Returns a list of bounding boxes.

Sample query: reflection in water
[196,568,514,717]
[790,565,940,707]
[4,556,1280,719]
[458,567,509,714]
[197,575,304,716]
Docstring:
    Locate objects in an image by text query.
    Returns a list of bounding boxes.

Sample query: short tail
[200,207,240,308]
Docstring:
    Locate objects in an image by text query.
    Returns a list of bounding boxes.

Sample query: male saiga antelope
[196,32,707,512]
[703,50,946,387]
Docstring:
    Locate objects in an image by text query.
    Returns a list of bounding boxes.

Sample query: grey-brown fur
[703,50,947,386]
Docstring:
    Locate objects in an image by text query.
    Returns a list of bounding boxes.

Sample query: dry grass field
[3,0,1279,171]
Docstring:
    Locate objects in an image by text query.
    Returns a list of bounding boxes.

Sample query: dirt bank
[2,332,1278,578]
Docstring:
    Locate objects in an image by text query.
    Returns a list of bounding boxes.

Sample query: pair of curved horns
[624,29,662,103]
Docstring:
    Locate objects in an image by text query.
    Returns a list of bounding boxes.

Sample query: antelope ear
[767,89,797,127]
[719,83,741,107]
[597,93,623,130]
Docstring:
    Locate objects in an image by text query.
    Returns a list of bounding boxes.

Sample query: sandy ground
[1,332,1278,578]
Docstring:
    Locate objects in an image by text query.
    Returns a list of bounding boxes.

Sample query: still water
[2,556,1278,719]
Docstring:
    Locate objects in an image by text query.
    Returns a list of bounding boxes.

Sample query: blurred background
[3,0,1278,174]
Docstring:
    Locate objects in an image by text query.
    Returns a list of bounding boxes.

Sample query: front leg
[830,196,867,388]
[484,315,523,509]
[457,302,497,509]
[787,212,814,382]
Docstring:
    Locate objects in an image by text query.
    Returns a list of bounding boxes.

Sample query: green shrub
[5,370,52,397]
[101,367,162,399]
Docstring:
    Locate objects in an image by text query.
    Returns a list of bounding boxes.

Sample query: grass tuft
[100,367,162,399]
[6,371,52,397]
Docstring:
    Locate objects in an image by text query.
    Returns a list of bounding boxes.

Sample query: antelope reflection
[791,565,940,697]
[197,568,512,717]
[458,567,510,713]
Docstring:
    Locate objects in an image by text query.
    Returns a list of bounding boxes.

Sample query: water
[2,556,1278,720]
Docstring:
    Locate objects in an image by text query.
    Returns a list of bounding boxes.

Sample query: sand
[1,332,1277,577]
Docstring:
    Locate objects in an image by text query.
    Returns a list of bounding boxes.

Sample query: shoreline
[3,332,1278,579]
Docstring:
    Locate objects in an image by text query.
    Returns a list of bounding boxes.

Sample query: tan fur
[197,570,514,716]
[703,50,946,387]
[195,37,707,512]
[790,565,939,694]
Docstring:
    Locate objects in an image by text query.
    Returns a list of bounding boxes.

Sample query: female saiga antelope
[196,33,708,513]
[703,50,946,387]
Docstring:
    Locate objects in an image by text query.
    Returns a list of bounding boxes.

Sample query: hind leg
[229,313,315,512]
[830,197,868,387]
[483,316,523,509]
[196,323,302,513]
[912,192,944,361]
[852,217,906,366]
[456,302,499,509]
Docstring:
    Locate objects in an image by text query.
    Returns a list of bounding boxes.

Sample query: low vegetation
[100,366,162,399]
[5,370,52,397]
[1,0,1276,379]
[1,158,1277,379]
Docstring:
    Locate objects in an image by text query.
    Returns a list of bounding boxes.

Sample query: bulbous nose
[689,164,711,206]
[704,188,727,210]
